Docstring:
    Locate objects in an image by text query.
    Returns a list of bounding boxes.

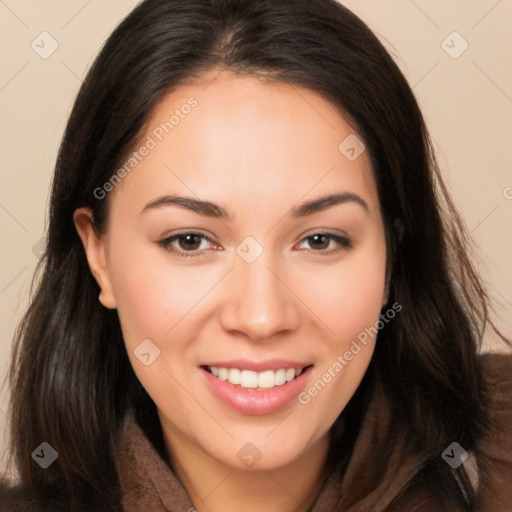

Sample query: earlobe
[73,208,117,309]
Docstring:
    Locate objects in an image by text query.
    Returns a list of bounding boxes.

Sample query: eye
[158,231,352,258]
[296,232,352,255]
[158,232,218,258]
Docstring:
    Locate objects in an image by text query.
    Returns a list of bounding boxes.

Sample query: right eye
[158,232,219,258]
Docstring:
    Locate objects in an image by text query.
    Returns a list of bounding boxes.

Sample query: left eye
[297,233,351,253]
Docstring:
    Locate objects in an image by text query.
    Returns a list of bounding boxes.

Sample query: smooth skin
[74,70,389,512]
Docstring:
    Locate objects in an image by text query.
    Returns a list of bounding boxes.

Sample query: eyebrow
[290,192,368,217]
[140,192,368,219]
[141,195,232,219]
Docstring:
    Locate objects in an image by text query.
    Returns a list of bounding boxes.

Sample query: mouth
[199,361,314,415]
[201,364,311,390]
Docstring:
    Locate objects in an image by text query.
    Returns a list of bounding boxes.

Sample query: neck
[159,419,331,512]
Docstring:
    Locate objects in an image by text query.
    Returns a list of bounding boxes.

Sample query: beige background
[1,0,511,468]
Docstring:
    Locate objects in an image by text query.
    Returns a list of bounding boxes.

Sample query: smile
[200,361,313,415]
[205,365,305,389]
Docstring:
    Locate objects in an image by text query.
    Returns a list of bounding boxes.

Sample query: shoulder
[479,350,512,377]
[478,351,512,418]
[475,351,512,510]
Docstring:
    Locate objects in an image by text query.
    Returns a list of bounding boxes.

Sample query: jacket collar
[114,375,429,511]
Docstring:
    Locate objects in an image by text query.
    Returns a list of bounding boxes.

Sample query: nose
[219,251,301,343]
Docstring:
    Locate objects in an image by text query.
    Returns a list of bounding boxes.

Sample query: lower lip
[201,366,312,415]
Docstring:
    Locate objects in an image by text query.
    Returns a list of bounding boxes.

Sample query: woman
[1,0,511,510]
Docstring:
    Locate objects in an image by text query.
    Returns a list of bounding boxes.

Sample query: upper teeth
[209,366,303,389]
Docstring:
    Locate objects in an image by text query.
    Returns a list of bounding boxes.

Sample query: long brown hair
[2,0,508,510]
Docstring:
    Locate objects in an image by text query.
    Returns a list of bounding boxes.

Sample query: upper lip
[200,359,313,372]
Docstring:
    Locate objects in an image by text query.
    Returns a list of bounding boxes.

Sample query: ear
[73,207,117,309]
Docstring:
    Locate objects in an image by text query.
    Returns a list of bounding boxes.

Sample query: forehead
[109,70,380,217]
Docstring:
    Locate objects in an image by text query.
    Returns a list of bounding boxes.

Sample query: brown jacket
[116,353,512,511]
[2,353,512,511]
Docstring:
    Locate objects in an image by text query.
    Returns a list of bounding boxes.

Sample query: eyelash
[157,231,352,258]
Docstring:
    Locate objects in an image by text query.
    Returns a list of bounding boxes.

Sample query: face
[75,71,388,471]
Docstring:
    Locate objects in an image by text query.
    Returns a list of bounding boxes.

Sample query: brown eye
[158,232,217,258]
[307,234,331,250]
[297,232,352,254]
[175,234,203,251]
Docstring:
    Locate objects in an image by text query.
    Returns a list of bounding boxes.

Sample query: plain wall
[1,0,511,472]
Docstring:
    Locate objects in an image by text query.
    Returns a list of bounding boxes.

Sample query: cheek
[106,248,207,406]
[295,237,387,420]
[107,244,217,344]
[106,243,229,403]
[111,265,172,344]
[302,238,387,344]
